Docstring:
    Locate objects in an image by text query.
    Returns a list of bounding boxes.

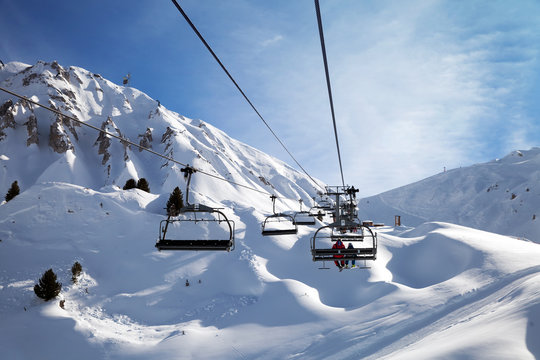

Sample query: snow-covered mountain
[0,60,322,213]
[1,61,539,360]
[358,148,540,242]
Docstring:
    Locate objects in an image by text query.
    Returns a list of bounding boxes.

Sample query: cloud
[222,0,540,196]
[115,0,540,197]
[260,35,284,47]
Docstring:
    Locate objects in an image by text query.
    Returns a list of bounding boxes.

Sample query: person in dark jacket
[332,239,345,270]
[345,242,356,268]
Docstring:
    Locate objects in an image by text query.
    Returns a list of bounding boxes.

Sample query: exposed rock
[0,100,16,141]
[51,61,70,83]
[148,107,161,119]
[138,128,153,151]
[94,118,112,165]
[123,141,130,162]
[160,127,177,168]
[61,88,76,101]
[48,100,79,141]
[161,126,176,144]
[69,67,84,85]
[0,99,13,117]
[49,114,74,153]
[61,113,80,141]
[94,116,130,165]
[24,114,39,146]
[259,176,272,187]
[22,72,44,86]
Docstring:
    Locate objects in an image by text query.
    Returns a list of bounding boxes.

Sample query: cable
[314,0,346,187]
[0,86,275,196]
[170,0,325,193]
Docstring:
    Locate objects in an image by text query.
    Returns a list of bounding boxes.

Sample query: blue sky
[2,0,540,196]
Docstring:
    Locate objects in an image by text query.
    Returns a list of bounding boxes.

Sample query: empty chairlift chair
[261,195,298,236]
[293,199,316,226]
[155,166,235,251]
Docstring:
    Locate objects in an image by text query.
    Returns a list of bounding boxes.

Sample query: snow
[1,61,539,359]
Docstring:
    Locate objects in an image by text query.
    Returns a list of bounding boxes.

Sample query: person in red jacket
[332,239,346,270]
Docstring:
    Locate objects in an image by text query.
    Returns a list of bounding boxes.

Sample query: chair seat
[156,239,232,251]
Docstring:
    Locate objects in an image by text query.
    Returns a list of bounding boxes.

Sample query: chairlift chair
[261,195,298,236]
[155,165,235,251]
[311,223,377,262]
[293,212,316,225]
[311,185,377,264]
[293,199,316,226]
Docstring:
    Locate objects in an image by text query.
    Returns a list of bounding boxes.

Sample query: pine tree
[123,178,136,190]
[166,187,184,216]
[34,269,62,301]
[136,178,150,193]
[71,261,82,283]
[5,180,20,202]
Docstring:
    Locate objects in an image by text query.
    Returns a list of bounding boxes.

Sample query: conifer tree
[71,261,82,283]
[5,180,20,202]
[166,187,184,216]
[123,178,136,190]
[34,269,62,301]
[136,178,150,193]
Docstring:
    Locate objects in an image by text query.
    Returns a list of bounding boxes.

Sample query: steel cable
[314,0,346,187]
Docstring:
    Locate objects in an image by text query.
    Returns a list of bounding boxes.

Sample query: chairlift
[155,165,235,251]
[311,223,377,262]
[308,207,326,220]
[311,185,377,264]
[122,73,131,85]
[318,199,334,211]
[261,195,298,236]
[293,212,316,225]
[293,199,316,226]
[312,193,334,211]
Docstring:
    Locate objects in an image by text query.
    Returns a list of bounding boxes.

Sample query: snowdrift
[1,182,539,359]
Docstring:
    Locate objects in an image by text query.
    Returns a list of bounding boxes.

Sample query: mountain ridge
[358,148,540,241]
[0,60,322,211]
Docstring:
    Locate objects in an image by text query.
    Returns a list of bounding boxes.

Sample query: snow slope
[358,148,540,242]
[1,61,539,359]
[0,60,322,213]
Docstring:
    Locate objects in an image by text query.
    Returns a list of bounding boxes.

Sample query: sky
[2,0,540,197]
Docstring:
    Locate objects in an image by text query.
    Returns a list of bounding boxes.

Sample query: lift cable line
[0,86,278,197]
[170,0,324,193]
[314,0,346,188]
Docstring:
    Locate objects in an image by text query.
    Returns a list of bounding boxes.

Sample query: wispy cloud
[260,35,284,47]
[221,0,540,196]
[8,0,535,197]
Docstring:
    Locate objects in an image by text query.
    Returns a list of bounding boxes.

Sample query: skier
[332,239,345,271]
[345,243,356,269]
